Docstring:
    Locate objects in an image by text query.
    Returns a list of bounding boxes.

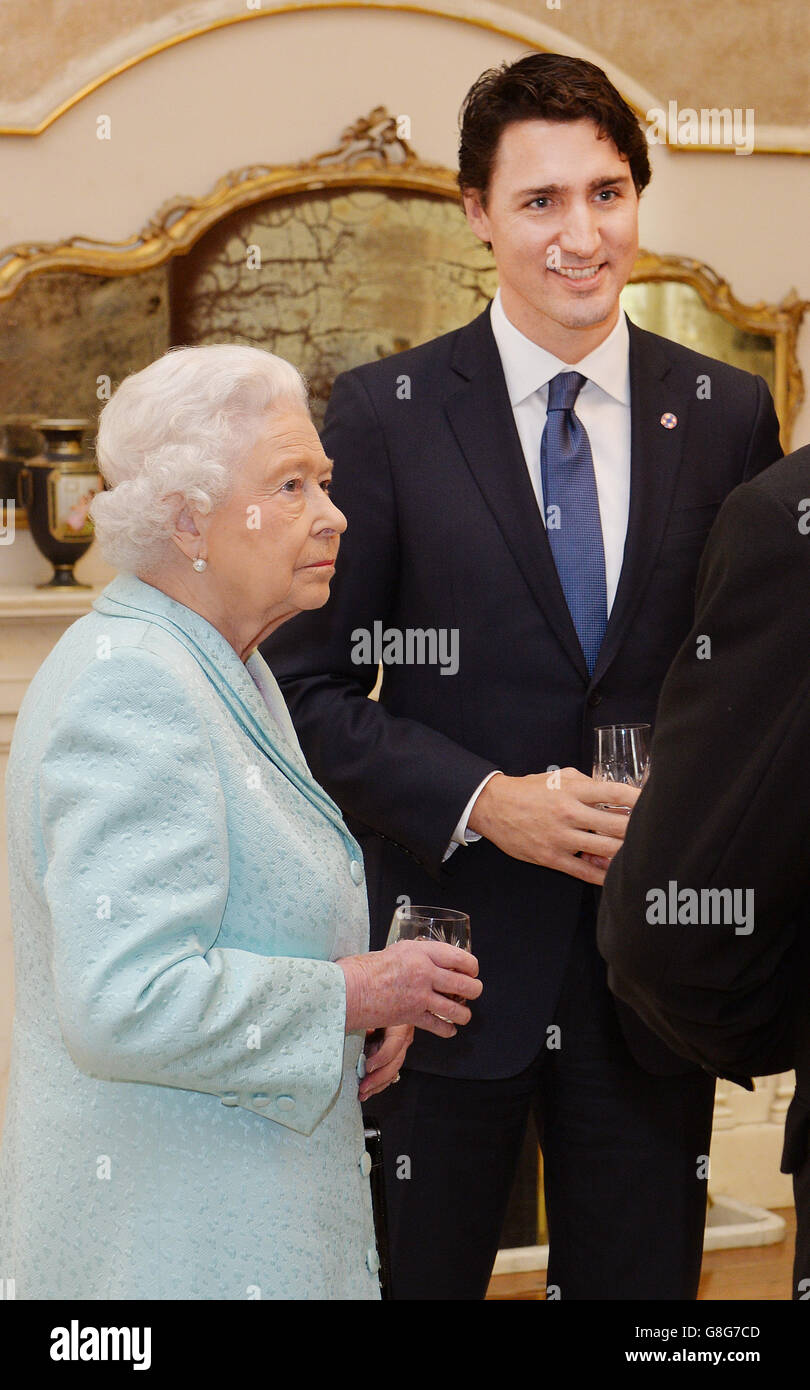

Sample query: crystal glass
[386,904,471,951]
[386,905,471,1015]
[593,723,651,811]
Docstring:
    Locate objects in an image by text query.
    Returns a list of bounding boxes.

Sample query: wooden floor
[486,1207,797,1300]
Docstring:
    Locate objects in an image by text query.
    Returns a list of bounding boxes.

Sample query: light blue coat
[0,573,380,1300]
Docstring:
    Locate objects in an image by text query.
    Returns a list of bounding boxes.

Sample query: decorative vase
[18,419,102,588]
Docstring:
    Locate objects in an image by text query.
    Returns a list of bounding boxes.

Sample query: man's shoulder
[704,444,810,557]
[628,319,764,394]
[742,442,810,508]
[335,307,492,396]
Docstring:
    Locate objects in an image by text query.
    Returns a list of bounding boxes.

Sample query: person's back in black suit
[263,53,783,1298]
[598,445,810,1299]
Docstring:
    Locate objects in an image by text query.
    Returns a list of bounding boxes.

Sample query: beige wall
[2,0,808,137]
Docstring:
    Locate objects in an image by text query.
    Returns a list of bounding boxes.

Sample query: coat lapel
[93,574,353,840]
[444,308,589,682]
[591,319,690,684]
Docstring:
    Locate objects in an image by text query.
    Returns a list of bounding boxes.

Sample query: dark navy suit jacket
[262,305,783,1080]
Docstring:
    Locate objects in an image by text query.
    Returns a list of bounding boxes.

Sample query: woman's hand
[337,939,482,1038]
[358,1024,413,1102]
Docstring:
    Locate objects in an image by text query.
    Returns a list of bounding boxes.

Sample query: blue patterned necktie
[540,371,607,675]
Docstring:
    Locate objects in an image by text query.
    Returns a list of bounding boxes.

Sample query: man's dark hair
[458,52,652,202]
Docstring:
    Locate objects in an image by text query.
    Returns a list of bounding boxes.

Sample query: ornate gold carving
[0,110,457,301]
[305,105,417,167]
[628,251,807,451]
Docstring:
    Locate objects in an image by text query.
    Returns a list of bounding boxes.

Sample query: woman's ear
[168,498,203,561]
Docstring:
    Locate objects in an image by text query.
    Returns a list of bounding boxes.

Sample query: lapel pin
[660,412,678,429]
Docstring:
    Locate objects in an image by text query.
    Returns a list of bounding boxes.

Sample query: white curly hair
[90,344,308,574]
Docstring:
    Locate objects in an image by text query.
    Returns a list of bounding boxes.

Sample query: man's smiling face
[463,118,640,361]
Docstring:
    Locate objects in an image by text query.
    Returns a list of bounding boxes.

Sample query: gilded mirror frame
[0,107,806,453]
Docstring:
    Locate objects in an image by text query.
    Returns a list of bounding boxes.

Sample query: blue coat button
[220,1092,239,1107]
[356,1052,367,1079]
[251,1094,270,1107]
[350,859,364,885]
[359,1150,372,1177]
[276,1096,295,1112]
[366,1247,380,1274]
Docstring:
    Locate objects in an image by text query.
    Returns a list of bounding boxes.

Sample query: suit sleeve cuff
[442,770,503,861]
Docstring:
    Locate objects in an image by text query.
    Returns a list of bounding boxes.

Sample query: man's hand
[467,768,639,885]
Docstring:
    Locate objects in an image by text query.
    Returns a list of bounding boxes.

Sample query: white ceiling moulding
[1,0,808,153]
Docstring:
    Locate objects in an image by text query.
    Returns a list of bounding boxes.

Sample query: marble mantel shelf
[0,584,104,621]
[0,586,104,738]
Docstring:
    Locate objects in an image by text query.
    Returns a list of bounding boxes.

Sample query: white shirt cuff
[442,770,503,861]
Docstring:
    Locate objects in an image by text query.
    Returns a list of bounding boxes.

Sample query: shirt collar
[489,286,630,407]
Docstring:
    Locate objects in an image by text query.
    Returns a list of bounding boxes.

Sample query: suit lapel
[444,308,589,682]
[591,319,690,684]
[244,650,306,750]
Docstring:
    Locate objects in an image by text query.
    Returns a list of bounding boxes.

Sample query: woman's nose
[317,497,347,535]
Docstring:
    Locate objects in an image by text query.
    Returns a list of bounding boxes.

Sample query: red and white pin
[660,412,678,429]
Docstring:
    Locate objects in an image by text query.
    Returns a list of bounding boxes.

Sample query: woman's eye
[281,478,303,494]
[320,479,332,495]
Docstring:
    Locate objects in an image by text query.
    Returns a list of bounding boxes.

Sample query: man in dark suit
[598,445,810,1300]
[262,52,783,1299]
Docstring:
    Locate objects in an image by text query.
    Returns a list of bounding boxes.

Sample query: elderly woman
[0,344,481,1300]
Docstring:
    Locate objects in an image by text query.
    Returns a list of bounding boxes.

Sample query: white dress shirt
[446,289,632,856]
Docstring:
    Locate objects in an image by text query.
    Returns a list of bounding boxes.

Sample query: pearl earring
[192,556,207,572]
